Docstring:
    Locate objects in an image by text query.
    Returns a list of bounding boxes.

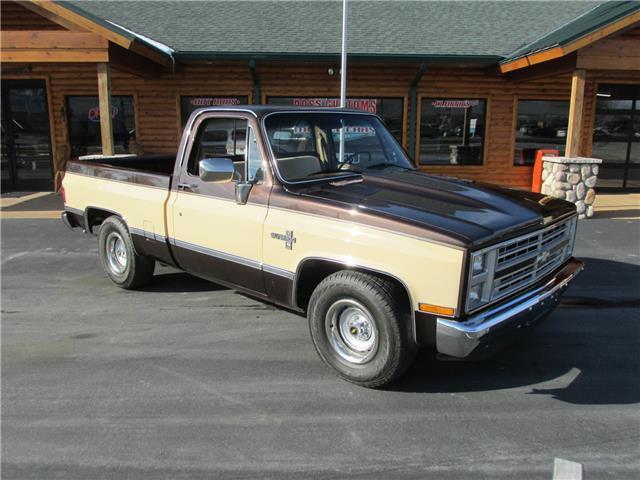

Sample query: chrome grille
[465,216,578,314]
[492,219,573,301]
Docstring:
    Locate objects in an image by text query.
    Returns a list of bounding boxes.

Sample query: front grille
[491,219,573,302]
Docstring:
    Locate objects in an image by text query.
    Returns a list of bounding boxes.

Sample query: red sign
[291,97,378,113]
[189,97,242,107]
[87,105,119,122]
[431,100,479,109]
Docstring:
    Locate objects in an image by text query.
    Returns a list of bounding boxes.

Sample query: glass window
[266,96,404,142]
[592,84,640,189]
[187,117,248,180]
[419,98,486,165]
[180,96,248,126]
[66,96,135,158]
[514,100,569,166]
[264,111,413,182]
[246,127,263,182]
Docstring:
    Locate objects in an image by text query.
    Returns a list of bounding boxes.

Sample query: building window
[180,96,249,126]
[265,96,404,142]
[419,98,486,165]
[592,83,640,189]
[514,100,569,166]
[66,96,135,158]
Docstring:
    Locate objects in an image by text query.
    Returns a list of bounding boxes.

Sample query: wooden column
[97,63,114,156]
[565,69,586,157]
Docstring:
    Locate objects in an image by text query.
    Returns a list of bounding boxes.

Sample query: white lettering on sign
[431,100,479,108]
[291,98,378,113]
[190,97,242,107]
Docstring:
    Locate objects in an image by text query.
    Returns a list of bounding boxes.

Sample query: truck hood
[291,170,576,247]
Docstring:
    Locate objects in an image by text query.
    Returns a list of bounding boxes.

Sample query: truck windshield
[264,112,414,182]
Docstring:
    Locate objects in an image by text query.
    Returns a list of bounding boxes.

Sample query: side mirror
[198,158,235,183]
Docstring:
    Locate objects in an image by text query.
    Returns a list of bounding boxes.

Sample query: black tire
[307,270,417,388]
[98,216,155,289]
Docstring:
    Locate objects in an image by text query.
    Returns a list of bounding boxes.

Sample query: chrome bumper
[436,258,584,359]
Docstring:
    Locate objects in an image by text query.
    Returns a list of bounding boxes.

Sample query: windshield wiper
[362,163,411,171]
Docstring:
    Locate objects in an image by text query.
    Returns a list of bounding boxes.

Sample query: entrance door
[1,80,54,191]
[592,84,640,190]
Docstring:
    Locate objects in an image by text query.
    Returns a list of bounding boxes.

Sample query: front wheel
[98,216,155,289]
[307,271,417,388]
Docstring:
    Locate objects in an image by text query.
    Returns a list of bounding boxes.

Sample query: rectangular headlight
[471,252,485,276]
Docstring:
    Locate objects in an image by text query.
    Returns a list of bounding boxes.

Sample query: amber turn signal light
[418,303,456,317]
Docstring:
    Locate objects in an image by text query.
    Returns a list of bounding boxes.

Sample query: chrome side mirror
[198,158,235,183]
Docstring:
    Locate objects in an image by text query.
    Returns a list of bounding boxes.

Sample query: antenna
[338,0,348,163]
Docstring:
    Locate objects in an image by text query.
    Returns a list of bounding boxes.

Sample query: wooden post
[565,69,586,157]
[97,63,114,156]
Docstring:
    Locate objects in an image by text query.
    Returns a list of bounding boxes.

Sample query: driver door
[168,113,269,294]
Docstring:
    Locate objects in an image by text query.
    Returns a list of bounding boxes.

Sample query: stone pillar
[540,156,602,219]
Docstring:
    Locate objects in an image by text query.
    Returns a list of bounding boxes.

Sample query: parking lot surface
[2,216,639,479]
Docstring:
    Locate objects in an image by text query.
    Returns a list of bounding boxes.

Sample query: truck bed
[66,154,176,189]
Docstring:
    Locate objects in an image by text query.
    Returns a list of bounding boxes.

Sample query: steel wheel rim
[105,231,127,275]
[325,298,378,364]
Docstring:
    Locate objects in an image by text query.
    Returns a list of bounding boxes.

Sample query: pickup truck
[61,106,583,388]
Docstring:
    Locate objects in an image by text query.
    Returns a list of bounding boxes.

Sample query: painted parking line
[0,210,62,220]
[0,192,52,209]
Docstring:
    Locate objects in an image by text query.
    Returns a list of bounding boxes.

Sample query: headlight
[469,284,482,302]
[466,248,497,313]
[471,252,485,275]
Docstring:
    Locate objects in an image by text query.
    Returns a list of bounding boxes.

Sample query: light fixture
[597,93,611,98]
[327,68,335,76]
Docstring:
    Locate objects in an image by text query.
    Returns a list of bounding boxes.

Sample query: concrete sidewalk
[0,192,63,219]
[1,190,637,220]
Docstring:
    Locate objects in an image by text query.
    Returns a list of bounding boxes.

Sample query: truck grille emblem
[271,230,296,250]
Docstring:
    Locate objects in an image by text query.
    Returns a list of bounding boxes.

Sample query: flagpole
[338,0,348,163]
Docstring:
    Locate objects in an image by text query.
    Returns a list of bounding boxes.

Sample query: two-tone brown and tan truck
[61,106,583,387]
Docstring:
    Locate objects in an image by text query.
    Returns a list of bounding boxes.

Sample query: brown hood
[283,170,576,248]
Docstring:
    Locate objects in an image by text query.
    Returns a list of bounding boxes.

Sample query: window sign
[66,96,135,158]
[419,98,486,165]
[514,100,569,166]
[266,96,404,143]
[180,96,249,126]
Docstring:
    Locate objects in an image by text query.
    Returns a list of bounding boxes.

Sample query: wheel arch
[293,257,416,337]
[84,206,126,235]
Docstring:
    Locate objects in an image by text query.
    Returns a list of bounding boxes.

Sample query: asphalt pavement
[1,215,639,479]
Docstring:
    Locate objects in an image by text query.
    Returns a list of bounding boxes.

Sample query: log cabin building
[1,0,639,192]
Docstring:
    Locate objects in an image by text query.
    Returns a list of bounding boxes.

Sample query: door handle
[177,183,196,191]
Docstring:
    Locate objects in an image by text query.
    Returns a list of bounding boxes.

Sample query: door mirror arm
[235,181,253,205]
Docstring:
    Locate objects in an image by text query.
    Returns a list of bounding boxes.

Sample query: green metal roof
[60,0,631,63]
[503,1,640,63]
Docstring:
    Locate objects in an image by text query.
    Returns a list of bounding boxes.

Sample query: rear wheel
[307,270,417,388]
[98,216,155,289]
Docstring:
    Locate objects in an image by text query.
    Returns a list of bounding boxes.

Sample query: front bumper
[436,258,584,359]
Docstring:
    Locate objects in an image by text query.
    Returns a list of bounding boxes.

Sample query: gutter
[249,59,261,105]
[175,52,503,65]
[408,63,427,162]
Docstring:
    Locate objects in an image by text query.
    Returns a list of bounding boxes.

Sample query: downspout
[408,62,427,163]
[249,59,261,104]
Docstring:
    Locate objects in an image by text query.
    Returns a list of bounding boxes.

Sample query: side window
[187,117,248,180]
[246,127,263,182]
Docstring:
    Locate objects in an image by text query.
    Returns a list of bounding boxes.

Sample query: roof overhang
[500,5,640,73]
[16,0,173,67]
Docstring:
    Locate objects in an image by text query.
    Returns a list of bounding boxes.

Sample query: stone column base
[541,156,603,219]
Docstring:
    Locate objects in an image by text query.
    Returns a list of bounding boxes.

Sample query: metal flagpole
[338,0,348,163]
